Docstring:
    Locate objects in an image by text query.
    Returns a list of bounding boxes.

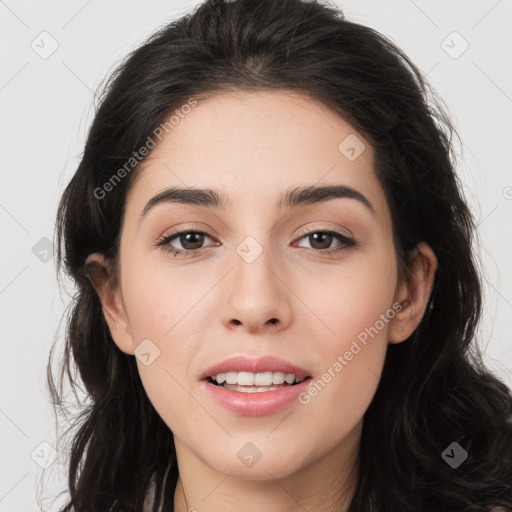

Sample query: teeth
[226,386,280,393]
[211,371,304,386]
[284,373,296,384]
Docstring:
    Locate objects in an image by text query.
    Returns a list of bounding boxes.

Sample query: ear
[84,253,134,355]
[388,242,437,344]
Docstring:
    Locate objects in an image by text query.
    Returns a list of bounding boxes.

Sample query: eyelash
[156,225,357,258]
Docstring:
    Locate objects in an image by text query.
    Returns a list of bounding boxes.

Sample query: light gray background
[1,0,511,510]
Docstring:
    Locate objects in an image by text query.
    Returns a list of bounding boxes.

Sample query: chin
[201,440,311,480]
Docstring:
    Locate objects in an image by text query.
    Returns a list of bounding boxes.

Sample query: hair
[48,0,512,510]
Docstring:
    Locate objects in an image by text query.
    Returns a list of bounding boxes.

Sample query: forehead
[126,89,390,228]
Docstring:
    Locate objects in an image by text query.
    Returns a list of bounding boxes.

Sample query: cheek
[299,249,397,417]
[122,266,200,431]
[119,249,205,340]
[300,248,398,343]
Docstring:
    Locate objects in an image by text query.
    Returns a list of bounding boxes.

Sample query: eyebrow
[139,184,376,220]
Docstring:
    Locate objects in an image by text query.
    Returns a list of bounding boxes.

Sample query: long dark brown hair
[48,0,512,510]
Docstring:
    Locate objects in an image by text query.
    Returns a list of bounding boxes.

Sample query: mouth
[200,355,314,416]
[204,373,313,393]
[201,371,314,416]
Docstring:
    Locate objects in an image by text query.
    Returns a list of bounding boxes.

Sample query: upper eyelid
[295,224,353,239]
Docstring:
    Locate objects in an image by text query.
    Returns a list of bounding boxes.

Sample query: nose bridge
[219,230,292,331]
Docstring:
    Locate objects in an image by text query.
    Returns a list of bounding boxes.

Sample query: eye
[293,228,356,255]
[156,228,217,257]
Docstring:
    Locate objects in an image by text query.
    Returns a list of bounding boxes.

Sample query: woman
[48,0,512,510]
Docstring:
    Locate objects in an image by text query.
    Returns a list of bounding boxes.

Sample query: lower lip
[201,378,312,417]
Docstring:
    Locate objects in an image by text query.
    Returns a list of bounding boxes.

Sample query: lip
[201,377,313,417]
[199,355,311,381]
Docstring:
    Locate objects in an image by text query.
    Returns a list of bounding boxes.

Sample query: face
[93,89,433,483]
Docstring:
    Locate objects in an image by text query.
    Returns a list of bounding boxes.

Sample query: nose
[219,247,293,334]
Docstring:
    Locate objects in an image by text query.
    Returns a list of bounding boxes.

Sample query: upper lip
[200,355,311,381]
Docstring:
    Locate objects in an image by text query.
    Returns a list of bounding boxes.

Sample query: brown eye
[307,232,334,250]
[295,230,355,253]
[176,232,207,251]
[157,229,216,256]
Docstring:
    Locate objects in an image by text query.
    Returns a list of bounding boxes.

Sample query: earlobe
[84,253,135,355]
[389,242,438,344]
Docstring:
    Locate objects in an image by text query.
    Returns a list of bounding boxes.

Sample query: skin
[86,90,437,512]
